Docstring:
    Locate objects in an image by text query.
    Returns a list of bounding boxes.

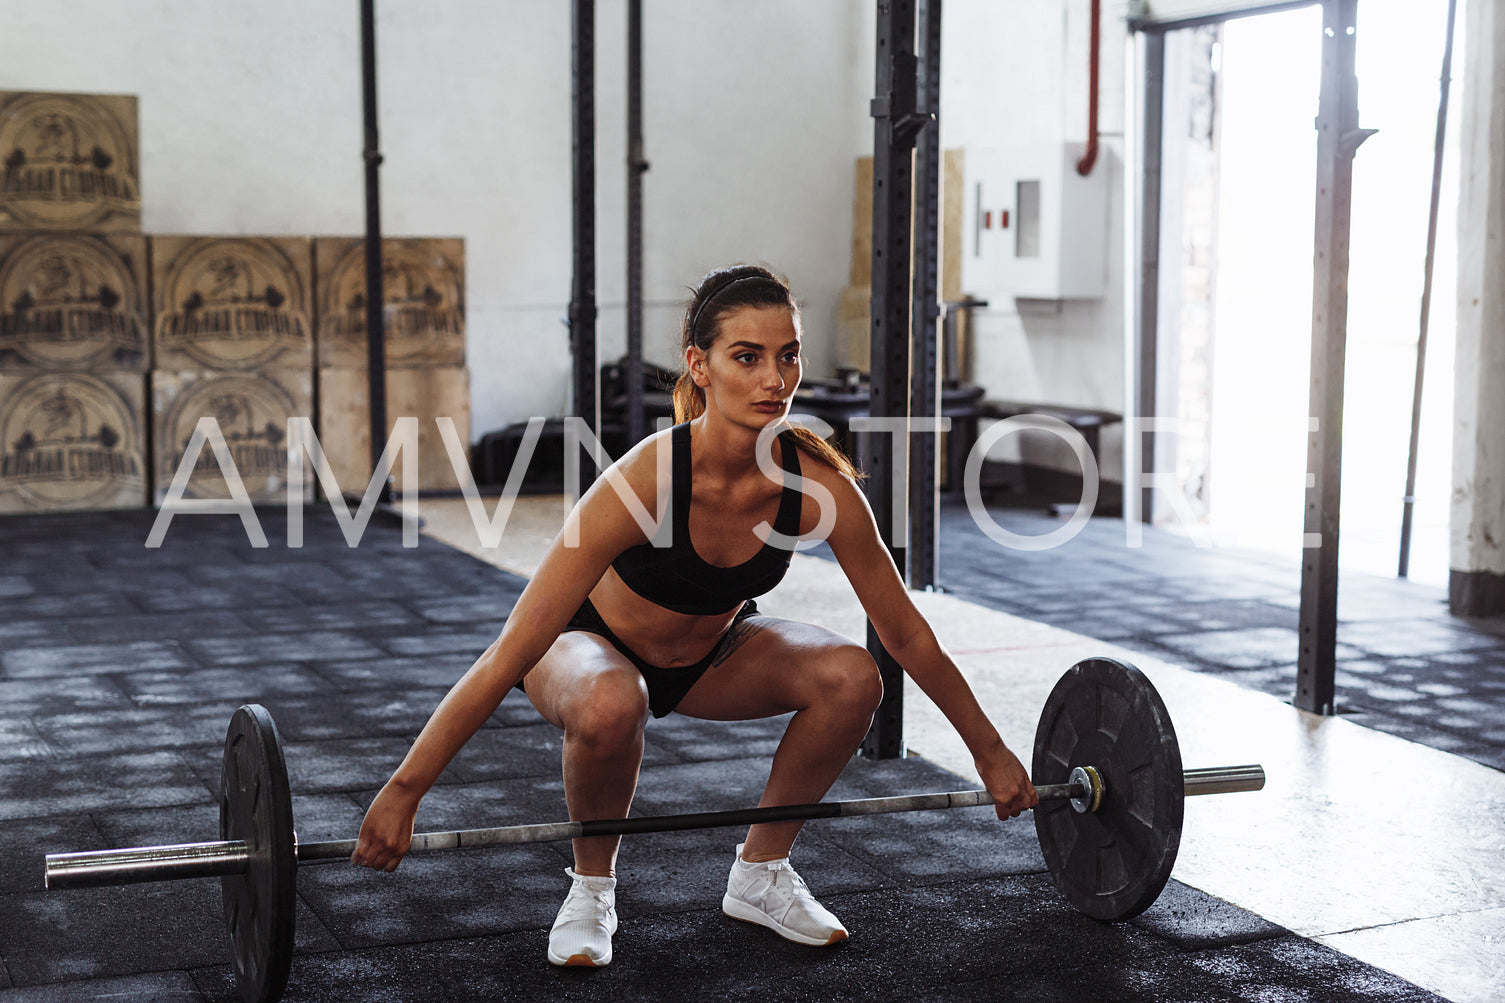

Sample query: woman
[352,264,1037,967]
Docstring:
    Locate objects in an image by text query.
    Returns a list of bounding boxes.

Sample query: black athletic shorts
[517,598,761,718]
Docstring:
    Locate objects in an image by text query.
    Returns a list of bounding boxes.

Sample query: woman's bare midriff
[587,567,746,668]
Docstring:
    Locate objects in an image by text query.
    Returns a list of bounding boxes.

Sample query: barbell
[43,656,1264,1003]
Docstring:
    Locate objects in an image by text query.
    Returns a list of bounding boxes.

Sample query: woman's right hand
[351,780,421,872]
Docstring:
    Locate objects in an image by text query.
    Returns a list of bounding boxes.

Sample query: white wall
[0,0,873,439]
[941,0,1130,481]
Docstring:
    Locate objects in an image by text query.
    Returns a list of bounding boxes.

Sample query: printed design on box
[156,239,308,370]
[0,93,139,229]
[0,235,146,369]
[158,373,296,499]
[0,373,143,507]
[321,241,463,365]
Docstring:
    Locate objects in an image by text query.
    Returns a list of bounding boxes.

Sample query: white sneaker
[722,843,849,947]
[547,868,618,967]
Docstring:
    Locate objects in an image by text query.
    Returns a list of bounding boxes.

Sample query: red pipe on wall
[1076,0,1101,175]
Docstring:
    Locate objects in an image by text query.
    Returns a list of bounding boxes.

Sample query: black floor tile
[0,751,212,823]
[0,972,206,1000]
[182,631,386,667]
[444,723,569,783]
[0,814,105,895]
[0,881,240,985]
[0,718,55,763]
[0,640,196,679]
[0,591,140,620]
[30,704,229,757]
[379,627,499,658]
[238,600,424,634]
[115,664,334,709]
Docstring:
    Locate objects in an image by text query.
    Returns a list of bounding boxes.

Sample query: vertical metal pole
[1297,0,1371,715]
[625,0,647,447]
[360,0,390,502]
[863,0,922,760]
[908,0,942,591]
[1137,31,1166,525]
[1399,0,1457,578]
[570,0,599,493]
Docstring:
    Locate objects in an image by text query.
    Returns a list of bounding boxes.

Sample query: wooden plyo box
[317,366,470,493]
[152,368,313,504]
[150,236,313,372]
[314,237,465,369]
[843,150,965,374]
[0,232,149,372]
[0,91,141,233]
[0,370,147,512]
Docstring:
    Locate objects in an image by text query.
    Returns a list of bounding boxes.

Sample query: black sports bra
[610,422,803,615]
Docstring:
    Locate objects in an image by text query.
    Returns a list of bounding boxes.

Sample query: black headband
[688,274,779,336]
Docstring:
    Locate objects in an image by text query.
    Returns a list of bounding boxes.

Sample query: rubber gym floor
[0,503,1488,1002]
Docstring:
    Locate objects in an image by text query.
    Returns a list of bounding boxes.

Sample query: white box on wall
[961,144,1107,300]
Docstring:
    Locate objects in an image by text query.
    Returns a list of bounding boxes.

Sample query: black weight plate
[1031,657,1183,921]
[219,704,296,1003]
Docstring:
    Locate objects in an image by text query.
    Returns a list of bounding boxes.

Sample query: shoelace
[762,859,814,900]
[557,883,614,926]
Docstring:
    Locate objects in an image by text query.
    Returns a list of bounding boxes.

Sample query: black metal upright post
[1297,0,1372,715]
[863,0,926,760]
[570,0,599,493]
[625,0,647,446]
[359,0,390,502]
[1137,31,1166,525]
[1399,0,1457,578]
[908,0,942,592]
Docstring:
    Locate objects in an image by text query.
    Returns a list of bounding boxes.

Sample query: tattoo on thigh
[708,617,763,669]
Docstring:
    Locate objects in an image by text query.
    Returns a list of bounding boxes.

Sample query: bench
[977,400,1123,514]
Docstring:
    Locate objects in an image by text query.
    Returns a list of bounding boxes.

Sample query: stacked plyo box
[0,91,150,513]
[840,150,966,373]
[314,237,469,494]
[149,236,315,504]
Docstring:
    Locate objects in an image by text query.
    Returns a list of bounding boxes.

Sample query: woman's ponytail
[671,371,705,423]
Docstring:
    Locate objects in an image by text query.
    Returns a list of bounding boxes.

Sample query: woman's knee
[564,669,651,750]
[810,644,884,717]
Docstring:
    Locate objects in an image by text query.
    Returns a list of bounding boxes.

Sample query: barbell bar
[44,763,1265,891]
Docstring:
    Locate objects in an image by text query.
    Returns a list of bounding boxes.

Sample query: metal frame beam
[908,0,943,591]
[1296,0,1370,715]
[863,0,926,760]
[1136,32,1166,525]
[1398,0,1458,578]
[625,0,647,447]
[1130,0,1317,34]
[359,0,390,502]
[570,0,599,492]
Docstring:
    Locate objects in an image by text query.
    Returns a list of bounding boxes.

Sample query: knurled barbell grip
[44,765,1265,889]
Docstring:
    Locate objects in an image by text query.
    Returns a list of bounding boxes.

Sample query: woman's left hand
[976,744,1038,820]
